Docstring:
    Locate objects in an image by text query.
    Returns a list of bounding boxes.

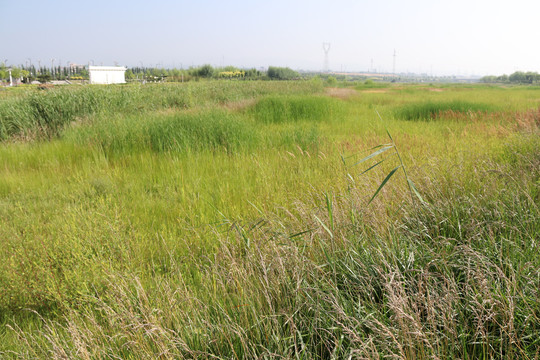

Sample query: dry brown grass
[325,87,359,99]
[361,89,388,94]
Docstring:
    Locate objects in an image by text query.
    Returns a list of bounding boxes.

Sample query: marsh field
[0,80,538,359]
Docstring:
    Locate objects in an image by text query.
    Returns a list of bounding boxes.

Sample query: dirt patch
[221,98,256,111]
[325,87,358,99]
[429,88,444,92]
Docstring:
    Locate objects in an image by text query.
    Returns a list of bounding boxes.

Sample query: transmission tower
[323,42,331,72]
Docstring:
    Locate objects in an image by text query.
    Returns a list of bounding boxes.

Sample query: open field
[0,81,539,359]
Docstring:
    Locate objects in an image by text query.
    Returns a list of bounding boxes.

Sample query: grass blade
[314,215,333,238]
[407,179,426,204]
[359,158,386,176]
[288,229,313,239]
[325,192,334,231]
[368,143,393,150]
[368,165,401,205]
[352,145,394,167]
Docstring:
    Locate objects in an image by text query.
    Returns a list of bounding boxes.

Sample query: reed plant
[0,81,323,141]
[250,95,344,124]
[395,100,499,121]
[65,110,259,155]
[0,82,538,359]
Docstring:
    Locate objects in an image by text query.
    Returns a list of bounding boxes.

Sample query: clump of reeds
[396,100,499,121]
[250,95,343,123]
[65,110,259,155]
[0,81,324,142]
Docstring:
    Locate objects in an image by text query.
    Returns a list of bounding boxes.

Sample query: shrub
[267,66,299,80]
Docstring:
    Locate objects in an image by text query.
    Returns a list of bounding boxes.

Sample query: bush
[37,74,51,83]
[325,76,337,86]
[267,66,299,80]
[196,64,214,78]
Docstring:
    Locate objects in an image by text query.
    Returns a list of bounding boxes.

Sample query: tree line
[480,71,540,84]
[0,62,300,84]
[125,65,300,82]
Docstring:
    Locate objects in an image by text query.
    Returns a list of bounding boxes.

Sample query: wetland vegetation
[0,80,538,359]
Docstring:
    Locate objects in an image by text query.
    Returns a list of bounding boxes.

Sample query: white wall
[89,66,127,84]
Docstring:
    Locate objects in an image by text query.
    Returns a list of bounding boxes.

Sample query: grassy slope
[0,82,538,358]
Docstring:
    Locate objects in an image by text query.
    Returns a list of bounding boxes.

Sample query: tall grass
[0,82,539,359]
[250,95,343,123]
[395,100,499,121]
[64,110,259,155]
[0,81,323,141]
[4,147,537,358]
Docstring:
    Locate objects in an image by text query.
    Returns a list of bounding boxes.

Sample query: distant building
[89,66,127,84]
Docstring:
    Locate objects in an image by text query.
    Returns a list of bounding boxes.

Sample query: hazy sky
[2,0,539,75]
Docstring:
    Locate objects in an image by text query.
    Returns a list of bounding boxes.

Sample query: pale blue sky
[1,0,539,75]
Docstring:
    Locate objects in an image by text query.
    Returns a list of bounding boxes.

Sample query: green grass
[354,80,390,90]
[395,100,499,120]
[0,81,323,141]
[64,110,259,155]
[250,94,344,123]
[0,81,538,359]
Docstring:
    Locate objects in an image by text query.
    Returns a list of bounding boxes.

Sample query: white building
[89,66,127,84]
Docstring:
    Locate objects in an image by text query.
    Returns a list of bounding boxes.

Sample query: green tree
[267,66,299,80]
[244,68,262,79]
[197,64,214,78]
[509,71,526,83]
[125,69,135,80]
[480,75,497,83]
[524,72,539,84]
[10,67,22,79]
[37,73,51,83]
[21,70,31,83]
